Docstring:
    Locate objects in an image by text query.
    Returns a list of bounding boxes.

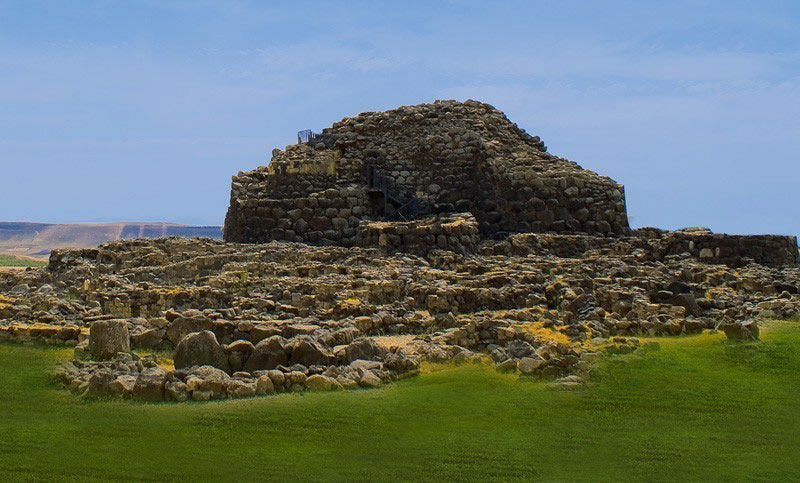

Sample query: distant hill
[0,222,222,258]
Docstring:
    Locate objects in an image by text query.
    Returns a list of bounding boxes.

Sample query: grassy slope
[0,254,46,267]
[1,322,798,482]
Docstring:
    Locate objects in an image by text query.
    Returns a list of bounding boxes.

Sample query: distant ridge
[0,222,222,258]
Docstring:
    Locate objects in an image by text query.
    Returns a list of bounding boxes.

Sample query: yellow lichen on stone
[517,322,571,346]
[165,287,189,297]
[269,150,339,176]
[706,286,736,300]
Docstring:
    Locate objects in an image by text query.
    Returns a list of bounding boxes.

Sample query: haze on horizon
[1,1,798,236]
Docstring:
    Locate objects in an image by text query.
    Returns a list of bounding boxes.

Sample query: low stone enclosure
[0,228,796,402]
[0,99,798,402]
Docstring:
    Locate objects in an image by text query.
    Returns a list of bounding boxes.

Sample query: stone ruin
[223,99,628,247]
[0,100,798,402]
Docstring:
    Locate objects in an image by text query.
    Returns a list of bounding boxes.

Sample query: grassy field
[1,322,799,482]
[0,254,47,267]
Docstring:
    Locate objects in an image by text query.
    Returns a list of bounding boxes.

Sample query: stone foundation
[491,229,798,267]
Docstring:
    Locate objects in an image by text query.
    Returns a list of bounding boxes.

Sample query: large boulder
[166,315,213,345]
[243,336,288,372]
[289,335,333,367]
[174,331,230,373]
[88,319,130,360]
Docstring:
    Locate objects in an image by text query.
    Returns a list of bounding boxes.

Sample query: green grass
[0,254,47,267]
[1,322,799,482]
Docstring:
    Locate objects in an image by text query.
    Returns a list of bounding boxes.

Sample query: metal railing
[297,129,321,144]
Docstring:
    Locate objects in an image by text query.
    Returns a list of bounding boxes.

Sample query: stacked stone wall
[224,100,630,244]
[357,214,480,255]
[476,166,627,235]
[225,185,376,245]
[635,230,799,267]
[492,230,798,267]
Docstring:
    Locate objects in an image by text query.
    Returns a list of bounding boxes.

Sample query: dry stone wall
[224,185,377,246]
[487,229,798,268]
[224,100,630,245]
[356,214,480,255]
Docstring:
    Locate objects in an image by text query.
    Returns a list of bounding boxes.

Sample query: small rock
[132,367,167,402]
[192,389,212,401]
[85,370,115,397]
[722,320,759,341]
[10,284,30,295]
[166,381,189,402]
[244,336,288,372]
[517,357,543,374]
[187,365,230,395]
[227,380,257,399]
[497,359,517,373]
[358,370,382,388]
[306,374,336,391]
[337,376,358,390]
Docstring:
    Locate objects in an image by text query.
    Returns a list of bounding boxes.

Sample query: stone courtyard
[0,100,797,402]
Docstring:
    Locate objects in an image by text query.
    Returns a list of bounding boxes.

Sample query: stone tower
[224,100,629,245]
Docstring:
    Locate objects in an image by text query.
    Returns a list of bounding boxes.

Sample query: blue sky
[1,1,798,235]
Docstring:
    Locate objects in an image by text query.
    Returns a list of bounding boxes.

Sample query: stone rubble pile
[52,319,410,401]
